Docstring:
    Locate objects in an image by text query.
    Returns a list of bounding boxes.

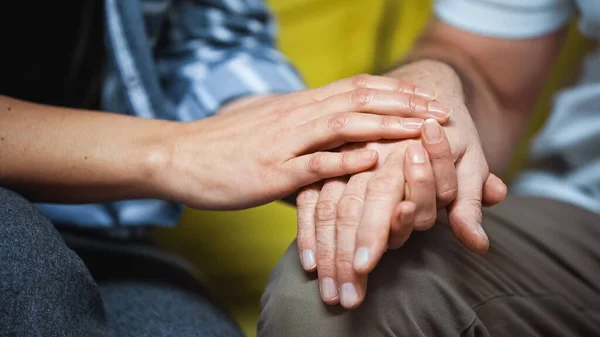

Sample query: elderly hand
[296,99,507,308]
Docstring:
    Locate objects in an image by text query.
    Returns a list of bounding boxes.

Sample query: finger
[296,184,321,271]
[404,143,437,231]
[335,172,372,309]
[298,89,452,123]
[315,178,347,304]
[311,74,437,102]
[448,148,490,254]
[283,150,379,189]
[353,147,406,274]
[482,173,507,207]
[387,201,416,250]
[292,114,424,154]
[421,119,458,208]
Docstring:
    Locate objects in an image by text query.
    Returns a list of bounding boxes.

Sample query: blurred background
[152,0,592,336]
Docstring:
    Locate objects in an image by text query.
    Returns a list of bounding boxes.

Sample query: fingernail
[415,87,437,100]
[401,118,424,130]
[360,150,377,161]
[353,247,370,271]
[476,223,487,239]
[320,278,338,302]
[340,283,359,308]
[301,250,316,270]
[423,118,442,143]
[428,101,452,118]
[476,223,489,250]
[408,144,426,164]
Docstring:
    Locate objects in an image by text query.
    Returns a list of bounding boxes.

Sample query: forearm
[385,21,564,174]
[385,58,523,175]
[0,96,171,203]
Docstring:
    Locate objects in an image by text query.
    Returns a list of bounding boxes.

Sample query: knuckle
[327,113,349,131]
[315,200,338,222]
[315,245,335,263]
[404,83,418,94]
[297,211,315,229]
[340,153,356,170]
[351,88,374,108]
[307,153,326,174]
[297,188,320,205]
[297,231,316,246]
[335,255,354,272]
[380,116,394,130]
[367,174,400,195]
[437,186,458,205]
[393,80,415,93]
[407,95,421,112]
[351,74,371,88]
[337,195,364,222]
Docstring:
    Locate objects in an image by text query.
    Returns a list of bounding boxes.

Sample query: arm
[376,2,573,252]
[0,77,445,208]
[0,95,169,203]
[388,19,567,174]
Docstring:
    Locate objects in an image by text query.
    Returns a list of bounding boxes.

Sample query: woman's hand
[156,75,454,210]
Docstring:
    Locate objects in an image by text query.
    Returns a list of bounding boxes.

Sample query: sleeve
[156,0,306,121]
[434,0,576,39]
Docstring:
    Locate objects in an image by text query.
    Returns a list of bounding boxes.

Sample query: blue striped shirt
[36,0,305,229]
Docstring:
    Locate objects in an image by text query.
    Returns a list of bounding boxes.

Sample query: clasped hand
[295,82,508,309]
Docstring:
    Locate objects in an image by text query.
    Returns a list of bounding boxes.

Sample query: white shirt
[435,0,600,214]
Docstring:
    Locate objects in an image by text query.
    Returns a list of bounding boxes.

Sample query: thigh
[259,196,600,337]
[99,281,244,337]
[61,230,245,337]
[0,188,112,337]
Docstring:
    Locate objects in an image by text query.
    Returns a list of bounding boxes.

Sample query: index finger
[353,146,407,274]
[311,74,437,102]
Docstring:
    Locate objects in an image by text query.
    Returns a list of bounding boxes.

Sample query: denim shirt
[36,0,305,229]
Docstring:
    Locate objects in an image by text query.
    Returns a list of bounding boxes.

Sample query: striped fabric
[36,0,305,229]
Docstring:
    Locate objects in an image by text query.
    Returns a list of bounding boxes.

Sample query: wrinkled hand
[297,120,452,306]
[296,108,507,308]
[159,75,451,210]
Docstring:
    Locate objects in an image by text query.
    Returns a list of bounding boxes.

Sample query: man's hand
[297,118,506,308]
[156,75,455,210]
[297,117,504,306]
[296,64,508,308]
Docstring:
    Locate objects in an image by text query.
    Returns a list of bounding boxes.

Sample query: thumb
[447,149,489,254]
[482,173,507,207]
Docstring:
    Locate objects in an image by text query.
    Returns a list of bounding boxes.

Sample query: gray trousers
[259,196,600,337]
[0,187,244,337]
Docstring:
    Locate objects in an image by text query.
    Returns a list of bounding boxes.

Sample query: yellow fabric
[153,1,590,336]
[154,2,431,336]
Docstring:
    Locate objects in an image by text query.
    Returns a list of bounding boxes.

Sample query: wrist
[386,59,466,105]
[147,119,218,208]
[133,120,183,201]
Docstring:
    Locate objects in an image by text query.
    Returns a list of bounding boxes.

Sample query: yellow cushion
[153,2,590,336]
[154,2,433,336]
